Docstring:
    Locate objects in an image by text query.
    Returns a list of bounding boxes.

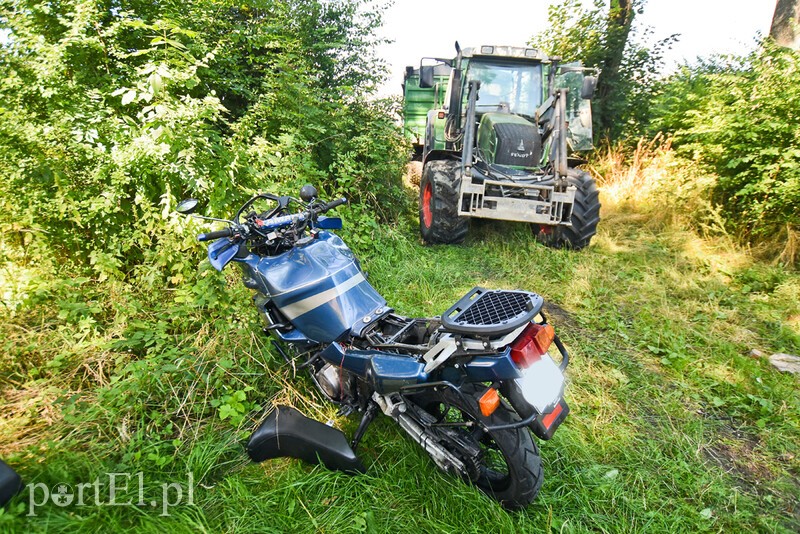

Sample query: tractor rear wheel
[419,160,469,244]
[532,170,600,250]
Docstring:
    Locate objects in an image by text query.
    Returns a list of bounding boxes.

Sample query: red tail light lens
[510,323,555,368]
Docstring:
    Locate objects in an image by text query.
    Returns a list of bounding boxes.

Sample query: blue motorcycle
[177,185,570,509]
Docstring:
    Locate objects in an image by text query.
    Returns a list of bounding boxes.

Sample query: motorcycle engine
[315,363,351,402]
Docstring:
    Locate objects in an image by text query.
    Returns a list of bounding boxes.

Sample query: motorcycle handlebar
[257,197,348,231]
[198,228,234,242]
[197,196,348,241]
[259,213,305,231]
[321,197,348,212]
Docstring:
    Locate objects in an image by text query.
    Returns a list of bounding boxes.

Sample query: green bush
[0,0,409,285]
[652,42,800,244]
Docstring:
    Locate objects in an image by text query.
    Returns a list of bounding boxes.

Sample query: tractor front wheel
[532,170,600,250]
[419,160,469,244]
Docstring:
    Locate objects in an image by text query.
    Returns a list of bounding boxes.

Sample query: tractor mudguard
[0,459,22,508]
[246,405,365,474]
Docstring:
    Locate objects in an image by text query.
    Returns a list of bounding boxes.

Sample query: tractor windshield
[466,59,543,118]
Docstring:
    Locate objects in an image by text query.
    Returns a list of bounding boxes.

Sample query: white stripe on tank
[279,272,367,321]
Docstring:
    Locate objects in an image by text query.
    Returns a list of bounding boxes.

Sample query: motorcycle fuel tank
[240,232,386,343]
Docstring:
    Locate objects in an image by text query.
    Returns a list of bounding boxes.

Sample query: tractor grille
[493,122,542,167]
[441,287,543,336]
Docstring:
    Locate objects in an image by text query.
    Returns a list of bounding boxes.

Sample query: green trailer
[402,64,451,154]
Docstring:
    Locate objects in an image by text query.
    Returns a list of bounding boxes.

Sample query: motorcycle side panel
[321,343,371,375]
[320,344,428,393]
[239,232,386,343]
[463,349,522,381]
[368,354,428,393]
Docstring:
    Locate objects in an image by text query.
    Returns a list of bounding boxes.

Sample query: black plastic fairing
[0,460,22,508]
[246,405,365,474]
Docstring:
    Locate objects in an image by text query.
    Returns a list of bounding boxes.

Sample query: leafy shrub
[0,0,409,285]
[0,1,411,470]
[652,42,800,247]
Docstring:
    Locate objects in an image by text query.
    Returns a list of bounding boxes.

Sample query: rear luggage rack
[441,287,543,336]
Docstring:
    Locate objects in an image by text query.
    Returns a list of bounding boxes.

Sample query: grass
[1,159,799,532]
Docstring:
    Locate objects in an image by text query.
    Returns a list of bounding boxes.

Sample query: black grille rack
[440,287,543,336]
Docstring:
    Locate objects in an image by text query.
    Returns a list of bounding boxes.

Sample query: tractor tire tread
[419,160,469,244]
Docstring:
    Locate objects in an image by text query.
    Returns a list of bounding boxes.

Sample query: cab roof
[461,45,549,62]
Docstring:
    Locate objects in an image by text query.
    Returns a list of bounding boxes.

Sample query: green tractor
[414,43,601,249]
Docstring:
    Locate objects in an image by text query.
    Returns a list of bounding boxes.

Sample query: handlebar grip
[322,197,348,211]
[198,228,234,242]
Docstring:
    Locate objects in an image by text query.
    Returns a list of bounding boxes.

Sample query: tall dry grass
[590,135,706,219]
[587,135,797,267]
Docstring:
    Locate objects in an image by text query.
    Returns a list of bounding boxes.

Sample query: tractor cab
[423,45,596,168]
[459,54,544,120]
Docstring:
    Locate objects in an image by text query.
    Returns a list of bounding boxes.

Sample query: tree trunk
[594,0,634,141]
[771,0,800,49]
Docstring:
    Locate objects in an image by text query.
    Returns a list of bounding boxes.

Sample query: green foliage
[0,0,409,285]
[2,0,798,532]
[3,214,799,532]
[531,0,676,142]
[653,42,800,242]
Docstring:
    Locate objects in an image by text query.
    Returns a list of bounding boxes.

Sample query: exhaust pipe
[372,393,466,475]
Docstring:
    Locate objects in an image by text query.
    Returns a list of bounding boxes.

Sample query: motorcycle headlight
[514,355,565,413]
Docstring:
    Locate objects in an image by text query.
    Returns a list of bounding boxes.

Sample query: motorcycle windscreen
[254,233,386,342]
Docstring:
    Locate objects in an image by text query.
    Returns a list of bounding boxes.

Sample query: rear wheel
[532,169,601,250]
[419,160,469,244]
[412,384,543,509]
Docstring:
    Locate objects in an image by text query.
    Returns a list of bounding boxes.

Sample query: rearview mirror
[300,185,318,202]
[581,76,598,100]
[176,198,199,215]
[419,65,434,89]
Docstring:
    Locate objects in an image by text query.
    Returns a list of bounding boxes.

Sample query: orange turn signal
[479,387,500,417]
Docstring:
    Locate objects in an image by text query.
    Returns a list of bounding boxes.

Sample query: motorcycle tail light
[510,323,555,369]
